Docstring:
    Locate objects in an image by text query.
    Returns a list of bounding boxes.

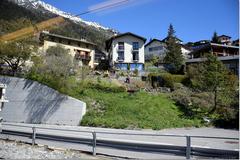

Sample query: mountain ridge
[7,0,115,32]
[1,0,116,49]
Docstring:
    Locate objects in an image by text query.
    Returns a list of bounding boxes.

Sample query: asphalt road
[0,122,239,159]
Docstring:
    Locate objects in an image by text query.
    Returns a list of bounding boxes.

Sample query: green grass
[79,90,202,129]
[26,74,203,130]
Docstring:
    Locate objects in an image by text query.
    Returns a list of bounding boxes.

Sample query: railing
[75,55,91,61]
[1,123,239,159]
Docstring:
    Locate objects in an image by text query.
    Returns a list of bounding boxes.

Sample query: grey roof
[162,36,183,42]
[105,32,146,50]
[40,32,96,46]
[217,35,231,38]
[145,39,165,47]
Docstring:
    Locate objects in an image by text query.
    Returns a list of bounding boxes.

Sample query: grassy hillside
[79,88,202,129]
[27,73,203,130]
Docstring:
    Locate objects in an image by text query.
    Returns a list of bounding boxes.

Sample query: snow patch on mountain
[8,0,113,31]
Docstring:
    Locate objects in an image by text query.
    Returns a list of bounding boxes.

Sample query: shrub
[132,80,146,89]
[171,86,214,118]
[133,69,139,77]
[82,80,126,93]
[148,73,187,89]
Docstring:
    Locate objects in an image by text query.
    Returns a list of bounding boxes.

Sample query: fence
[1,123,239,159]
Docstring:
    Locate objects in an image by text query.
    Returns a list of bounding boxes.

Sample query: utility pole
[0,83,8,132]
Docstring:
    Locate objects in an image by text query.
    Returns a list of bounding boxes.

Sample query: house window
[149,46,163,52]
[132,51,139,61]
[118,42,124,50]
[117,51,124,61]
[132,42,139,50]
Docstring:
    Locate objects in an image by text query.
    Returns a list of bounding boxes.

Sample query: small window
[132,51,139,61]
[118,42,124,50]
[117,51,124,61]
[132,42,139,50]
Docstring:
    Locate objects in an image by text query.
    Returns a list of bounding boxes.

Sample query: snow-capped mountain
[8,0,113,31]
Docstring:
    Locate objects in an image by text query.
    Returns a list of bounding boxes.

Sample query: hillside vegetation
[27,73,203,129]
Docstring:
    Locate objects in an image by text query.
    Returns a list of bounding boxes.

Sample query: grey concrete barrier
[0,76,86,126]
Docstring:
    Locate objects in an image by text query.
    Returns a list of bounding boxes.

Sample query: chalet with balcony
[39,31,102,69]
[217,35,232,45]
[106,32,146,71]
[187,42,239,75]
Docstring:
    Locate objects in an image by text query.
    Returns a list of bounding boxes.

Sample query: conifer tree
[164,24,184,73]
[211,31,220,43]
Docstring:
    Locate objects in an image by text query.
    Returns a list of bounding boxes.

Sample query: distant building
[232,39,239,46]
[187,42,239,75]
[144,39,167,62]
[144,38,191,62]
[189,42,239,58]
[162,36,183,44]
[39,31,103,69]
[217,35,232,45]
[106,32,146,71]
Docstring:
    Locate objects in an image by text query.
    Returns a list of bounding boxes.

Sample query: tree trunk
[210,88,217,113]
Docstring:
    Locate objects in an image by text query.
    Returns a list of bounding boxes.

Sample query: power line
[75,0,130,16]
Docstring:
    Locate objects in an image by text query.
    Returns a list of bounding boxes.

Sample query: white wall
[181,47,191,59]
[110,35,145,64]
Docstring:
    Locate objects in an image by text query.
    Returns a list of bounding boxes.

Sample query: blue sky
[42,0,239,43]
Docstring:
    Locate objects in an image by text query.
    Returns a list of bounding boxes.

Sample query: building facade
[39,31,98,68]
[144,38,191,62]
[187,42,239,75]
[217,35,232,45]
[144,39,167,62]
[106,32,146,71]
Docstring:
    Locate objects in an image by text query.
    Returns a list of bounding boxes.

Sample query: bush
[82,80,126,93]
[148,73,187,89]
[171,86,214,118]
[133,69,139,77]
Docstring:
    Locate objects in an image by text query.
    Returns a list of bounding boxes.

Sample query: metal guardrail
[1,123,239,159]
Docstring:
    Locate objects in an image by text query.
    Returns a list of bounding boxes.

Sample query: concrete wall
[0,76,86,126]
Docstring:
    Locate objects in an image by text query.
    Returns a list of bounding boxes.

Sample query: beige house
[39,31,97,68]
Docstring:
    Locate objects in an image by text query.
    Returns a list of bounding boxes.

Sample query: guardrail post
[92,131,97,156]
[186,135,191,159]
[32,127,36,146]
